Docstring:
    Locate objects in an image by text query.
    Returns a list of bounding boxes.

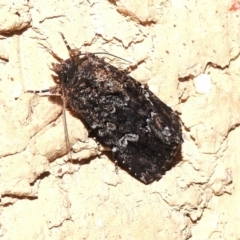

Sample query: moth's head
[51,58,75,85]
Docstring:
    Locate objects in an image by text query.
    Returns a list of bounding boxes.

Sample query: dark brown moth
[30,33,182,184]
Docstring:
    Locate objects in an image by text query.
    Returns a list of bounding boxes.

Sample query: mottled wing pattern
[51,53,182,184]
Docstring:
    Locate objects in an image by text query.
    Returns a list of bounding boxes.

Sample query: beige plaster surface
[0,0,240,239]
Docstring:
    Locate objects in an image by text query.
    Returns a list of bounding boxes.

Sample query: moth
[30,33,182,184]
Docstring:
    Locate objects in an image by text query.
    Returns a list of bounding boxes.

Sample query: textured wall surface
[0,0,240,239]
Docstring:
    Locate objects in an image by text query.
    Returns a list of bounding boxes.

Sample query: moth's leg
[26,88,72,162]
[26,89,60,96]
[26,84,62,96]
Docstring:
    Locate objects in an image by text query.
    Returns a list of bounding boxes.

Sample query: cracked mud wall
[0,0,240,239]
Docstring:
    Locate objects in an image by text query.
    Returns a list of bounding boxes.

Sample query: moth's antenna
[59,32,79,61]
[59,32,71,52]
[59,32,131,64]
[79,52,131,64]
